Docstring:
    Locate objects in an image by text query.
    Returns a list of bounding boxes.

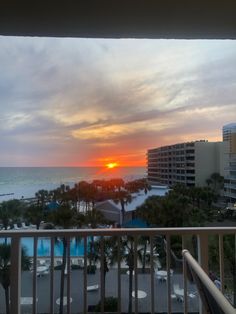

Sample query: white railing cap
[0,227,236,238]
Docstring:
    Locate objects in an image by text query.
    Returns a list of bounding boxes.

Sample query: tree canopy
[136,184,215,227]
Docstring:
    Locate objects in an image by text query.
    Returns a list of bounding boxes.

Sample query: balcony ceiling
[0,1,236,39]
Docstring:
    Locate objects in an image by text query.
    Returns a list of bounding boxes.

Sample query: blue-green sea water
[0,167,146,201]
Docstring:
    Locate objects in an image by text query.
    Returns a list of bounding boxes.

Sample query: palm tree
[85,207,105,229]
[111,236,142,314]
[93,237,113,298]
[108,178,125,192]
[47,204,78,314]
[125,178,151,194]
[50,185,71,205]
[206,178,213,187]
[24,203,45,229]
[140,179,152,195]
[74,181,98,212]
[210,173,224,192]
[0,199,22,230]
[113,190,132,225]
[0,244,31,314]
[85,208,106,269]
[35,189,49,208]
[136,191,208,228]
[0,200,23,245]
[206,173,224,197]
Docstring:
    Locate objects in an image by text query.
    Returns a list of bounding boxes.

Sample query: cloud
[0,37,236,166]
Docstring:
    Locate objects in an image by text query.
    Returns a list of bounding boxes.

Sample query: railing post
[100,237,105,314]
[182,235,188,314]
[134,236,138,314]
[33,236,38,314]
[67,237,71,314]
[50,237,55,314]
[10,237,21,314]
[83,236,87,314]
[150,236,155,314]
[197,233,209,314]
[197,234,209,274]
[219,234,225,294]
[166,235,171,314]
[117,236,121,314]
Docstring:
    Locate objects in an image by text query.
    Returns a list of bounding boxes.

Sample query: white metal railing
[182,250,235,314]
[0,227,236,314]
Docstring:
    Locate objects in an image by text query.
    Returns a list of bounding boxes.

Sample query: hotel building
[223,123,236,206]
[147,140,227,187]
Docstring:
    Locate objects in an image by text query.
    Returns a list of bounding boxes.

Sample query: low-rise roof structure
[95,186,169,224]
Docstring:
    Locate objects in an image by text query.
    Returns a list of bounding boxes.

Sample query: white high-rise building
[223,123,236,207]
[147,140,227,187]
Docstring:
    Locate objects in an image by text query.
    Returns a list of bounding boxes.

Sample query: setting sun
[106,162,118,169]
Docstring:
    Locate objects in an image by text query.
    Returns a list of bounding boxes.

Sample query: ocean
[0,167,146,201]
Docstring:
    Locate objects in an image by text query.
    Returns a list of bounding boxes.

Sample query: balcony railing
[0,227,236,314]
[182,250,235,314]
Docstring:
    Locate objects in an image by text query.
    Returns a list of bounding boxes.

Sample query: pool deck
[0,269,199,313]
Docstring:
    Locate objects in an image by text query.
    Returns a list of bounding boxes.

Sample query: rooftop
[97,186,169,213]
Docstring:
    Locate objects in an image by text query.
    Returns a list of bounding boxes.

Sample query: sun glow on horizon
[106,162,118,169]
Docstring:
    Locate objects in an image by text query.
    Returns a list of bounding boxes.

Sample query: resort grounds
[0,262,200,313]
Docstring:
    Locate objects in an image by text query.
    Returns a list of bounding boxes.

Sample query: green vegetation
[135,182,236,305]
[206,172,224,196]
[1,177,235,309]
[0,244,31,314]
[46,203,81,314]
[209,235,236,307]
[0,178,150,229]
[110,236,143,314]
[136,183,217,227]
[94,296,118,312]
[0,199,24,230]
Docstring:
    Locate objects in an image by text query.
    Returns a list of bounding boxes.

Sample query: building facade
[223,123,236,206]
[147,140,227,187]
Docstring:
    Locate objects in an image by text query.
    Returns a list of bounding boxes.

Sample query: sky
[0,37,236,167]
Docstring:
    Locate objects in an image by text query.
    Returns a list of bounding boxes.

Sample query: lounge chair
[21,297,38,305]
[188,292,197,298]
[21,222,29,229]
[173,284,184,302]
[36,265,49,277]
[38,259,47,266]
[157,275,166,281]
[13,223,20,230]
[56,259,62,266]
[71,258,78,266]
[29,223,37,229]
[87,284,99,292]
[78,257,84,267]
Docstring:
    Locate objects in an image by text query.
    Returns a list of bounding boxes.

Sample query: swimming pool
[0,237,90,257]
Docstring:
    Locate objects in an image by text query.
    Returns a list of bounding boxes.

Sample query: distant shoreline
[0,167,146,201]
[0,193,14,197]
